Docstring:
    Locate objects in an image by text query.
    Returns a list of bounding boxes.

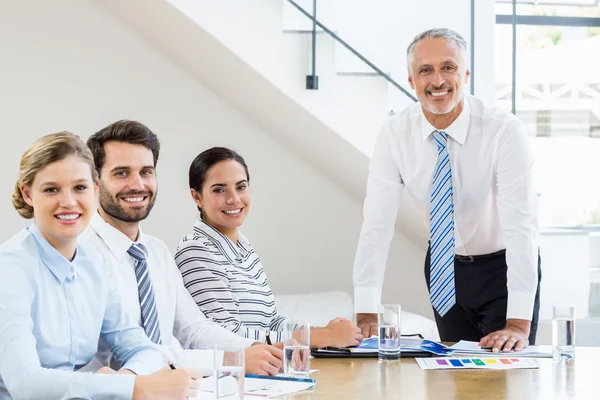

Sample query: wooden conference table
[285,347,599,400]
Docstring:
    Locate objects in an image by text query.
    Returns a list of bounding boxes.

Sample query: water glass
[180,348,216,379]
[215,345,245,399]
[552,305,575,361]
[378,304,401,360]
[282,320,311,376]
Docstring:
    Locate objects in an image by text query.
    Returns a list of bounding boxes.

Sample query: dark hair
[189,147,250,213]
[86,120,160,173]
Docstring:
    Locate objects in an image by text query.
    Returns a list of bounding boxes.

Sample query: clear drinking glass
[282,320,311,376]
[378,304,401,361]
[215,345,245,399]
[181,348,216,379]
[552,305,575,361]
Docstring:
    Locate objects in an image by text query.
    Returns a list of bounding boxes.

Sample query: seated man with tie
[353,28,541,352]
[81,120,284,375]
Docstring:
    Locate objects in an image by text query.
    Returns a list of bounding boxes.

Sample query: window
[495,4,600,227]
[495,1,600,346]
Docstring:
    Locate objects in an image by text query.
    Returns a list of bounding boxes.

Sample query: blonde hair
[12,132,98,219]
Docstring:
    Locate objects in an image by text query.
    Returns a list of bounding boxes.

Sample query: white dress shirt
[353,95,539,321]
[80,212,254,371]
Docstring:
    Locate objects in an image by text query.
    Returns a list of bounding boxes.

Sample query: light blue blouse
[0,224,165,399]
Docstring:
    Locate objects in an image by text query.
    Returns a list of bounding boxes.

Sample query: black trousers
[424,248,541,344]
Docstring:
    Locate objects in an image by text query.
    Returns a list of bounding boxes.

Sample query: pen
[265,332,272,346]
[168,361,177,370]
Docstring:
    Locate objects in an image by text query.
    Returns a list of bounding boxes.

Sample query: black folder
[311,349,434,358]
[311,334,434,358]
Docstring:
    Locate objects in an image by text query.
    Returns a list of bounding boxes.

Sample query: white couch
[275,291,440,341]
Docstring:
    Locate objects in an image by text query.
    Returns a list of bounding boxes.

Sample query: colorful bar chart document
[416,357,539,370]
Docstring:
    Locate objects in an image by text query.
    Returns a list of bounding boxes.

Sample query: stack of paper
[449,341,552,358]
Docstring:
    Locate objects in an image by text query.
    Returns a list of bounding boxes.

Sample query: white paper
[449,340,552,358]
[244,378,315,397]
[194,375,315,399]
[275,369,319,376]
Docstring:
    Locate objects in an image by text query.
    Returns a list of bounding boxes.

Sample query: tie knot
[433,130,448,150]
[128,243,148,262]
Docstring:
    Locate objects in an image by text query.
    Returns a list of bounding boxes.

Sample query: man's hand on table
[479,319,531,352]
[356,313,378,338]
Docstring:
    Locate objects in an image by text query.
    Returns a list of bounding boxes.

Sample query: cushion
[275,291,439,341]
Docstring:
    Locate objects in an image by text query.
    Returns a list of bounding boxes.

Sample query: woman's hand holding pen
[245,343,284,376]
[312,317,363,348]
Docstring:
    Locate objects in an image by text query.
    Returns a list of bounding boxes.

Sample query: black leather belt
[454,249,506,263]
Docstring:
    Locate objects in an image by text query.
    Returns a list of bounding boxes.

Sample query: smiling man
[353,28,541,352]
[80,120,283,375]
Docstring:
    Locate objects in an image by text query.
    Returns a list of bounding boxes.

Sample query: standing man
[81,120,283,374]
[353,28,541,352]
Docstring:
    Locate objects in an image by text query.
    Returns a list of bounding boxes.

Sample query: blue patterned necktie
[128,243,162,344]
[429,131,456,317]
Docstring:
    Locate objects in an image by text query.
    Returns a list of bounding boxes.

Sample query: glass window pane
[496,2,600,18]
[494,24,514,114]
[495,6,600,348]
[512,25,600,227]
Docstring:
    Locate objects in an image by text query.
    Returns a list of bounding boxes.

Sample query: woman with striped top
[174,147,363,348]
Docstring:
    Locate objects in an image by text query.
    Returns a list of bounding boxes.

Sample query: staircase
[98,0,495,250]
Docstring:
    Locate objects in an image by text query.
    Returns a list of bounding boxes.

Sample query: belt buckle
[455,255,475,263]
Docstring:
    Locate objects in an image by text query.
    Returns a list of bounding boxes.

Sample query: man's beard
[99,183,157,223]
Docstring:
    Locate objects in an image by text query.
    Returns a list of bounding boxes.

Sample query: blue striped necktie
[128,243,162,344]
[429,131,456,317]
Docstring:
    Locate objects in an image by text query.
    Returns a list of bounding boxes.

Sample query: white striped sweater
[174,219,287,343]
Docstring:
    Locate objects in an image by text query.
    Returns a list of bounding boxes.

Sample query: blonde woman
[0,132,199,400]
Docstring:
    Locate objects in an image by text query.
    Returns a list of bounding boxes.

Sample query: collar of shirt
[90,211,148,261]
[193,218,250,263]
[420,95,471,145]
[27,222,80,282]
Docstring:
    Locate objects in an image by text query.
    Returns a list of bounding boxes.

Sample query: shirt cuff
[121,359,158,376]
[93,374,135,399]
[354,286,382,314]
[241,337,255,348]
[506,290,536,321]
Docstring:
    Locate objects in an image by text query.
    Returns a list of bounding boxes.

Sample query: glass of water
[283,320,311,377]
[553,305,575,361]
[215,344,245,399]
[378,304,401,361]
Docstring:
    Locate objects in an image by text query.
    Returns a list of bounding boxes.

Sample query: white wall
[168,0,391,157]
[288,0,496,104]
[165,0,495,248]
[0,0,431,317]
[173,0,496,156]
